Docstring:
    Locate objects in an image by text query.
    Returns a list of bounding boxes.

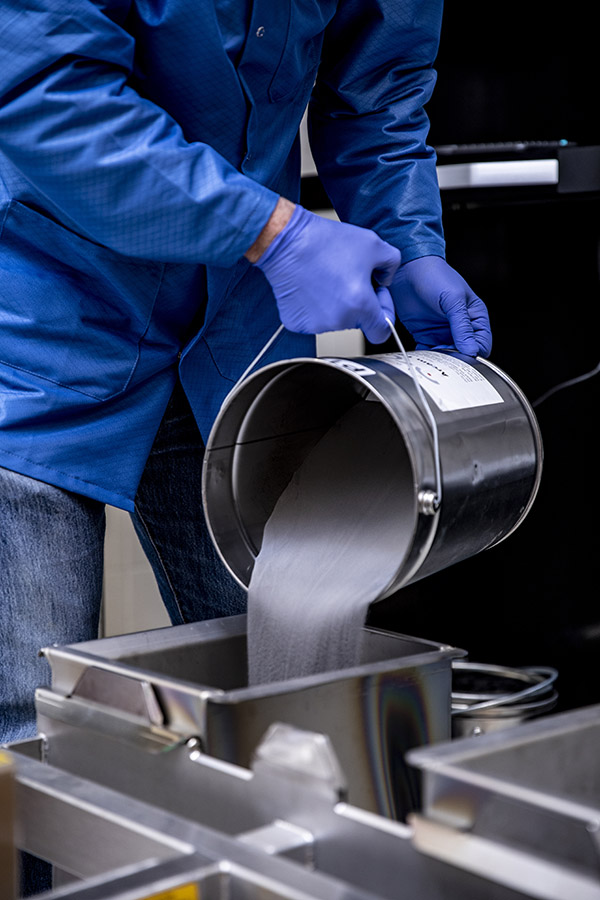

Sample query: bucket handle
[235,323,286,387]
[451,663,559,714]
[234,318,442,510]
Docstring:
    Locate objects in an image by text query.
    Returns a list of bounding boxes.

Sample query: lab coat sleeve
[0,1,278,266]
[308,0,446,263]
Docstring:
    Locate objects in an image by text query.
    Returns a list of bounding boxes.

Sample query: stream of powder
[246,400,407,685]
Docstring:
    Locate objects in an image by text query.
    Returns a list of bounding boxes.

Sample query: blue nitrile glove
[390,256,492,357]
[255,205,401,344]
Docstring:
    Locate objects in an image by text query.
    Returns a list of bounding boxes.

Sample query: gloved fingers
[440,290,492,357]
[255,205,403,338]
[377,284,396,324]
[275,281,391,340]
[372,243,402,287]
[465,296,493,357]
[359,286,395,344]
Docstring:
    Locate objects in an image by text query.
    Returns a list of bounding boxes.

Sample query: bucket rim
[476,356,544,541]
[202,354,441,596]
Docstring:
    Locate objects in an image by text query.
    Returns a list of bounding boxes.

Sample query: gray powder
[246,400,407,685]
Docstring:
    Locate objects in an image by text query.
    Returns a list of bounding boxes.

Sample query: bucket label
[322,358,376,377]
[373,351,504,411]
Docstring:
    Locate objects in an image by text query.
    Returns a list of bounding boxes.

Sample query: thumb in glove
[254,204,401,344]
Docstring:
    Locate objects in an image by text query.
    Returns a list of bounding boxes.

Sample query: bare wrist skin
[244,196,296,263]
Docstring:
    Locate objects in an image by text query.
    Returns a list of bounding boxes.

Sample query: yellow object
[144,885,199,900]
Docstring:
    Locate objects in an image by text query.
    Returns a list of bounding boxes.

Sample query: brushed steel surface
[9,730,549,900]
[408,704,600,881]
[41,617,464,819]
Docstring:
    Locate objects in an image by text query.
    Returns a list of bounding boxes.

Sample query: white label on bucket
[372,351,504,411]
[322,358,376,377]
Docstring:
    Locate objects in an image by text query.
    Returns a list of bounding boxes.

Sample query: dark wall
[426,1,600,148]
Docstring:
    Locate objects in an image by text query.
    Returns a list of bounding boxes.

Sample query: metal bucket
[451,661,559,737]
[202,351,543,598]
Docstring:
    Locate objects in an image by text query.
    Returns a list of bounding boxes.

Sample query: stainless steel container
[451,661,559,737]
[408,704,600,891]
[9,727,547,900]
[202,352,542,599]
[39,615,464,820]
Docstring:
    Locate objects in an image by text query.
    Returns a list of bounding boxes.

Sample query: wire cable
[532,360,600,408]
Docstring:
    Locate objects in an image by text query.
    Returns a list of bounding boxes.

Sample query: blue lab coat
[0,0,445,510]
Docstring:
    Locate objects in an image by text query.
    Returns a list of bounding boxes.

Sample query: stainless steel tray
[408,704,600,889]
[39,615,464,819]
[8,726,558,900]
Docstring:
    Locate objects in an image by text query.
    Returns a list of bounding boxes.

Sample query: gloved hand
[255,205,401,344]
[390,256,492,357]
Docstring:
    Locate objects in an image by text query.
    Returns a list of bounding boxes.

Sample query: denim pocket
[0,201,164,400]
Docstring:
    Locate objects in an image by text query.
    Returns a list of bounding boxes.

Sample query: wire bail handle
[234,323,285,388]
[234,318,442,512]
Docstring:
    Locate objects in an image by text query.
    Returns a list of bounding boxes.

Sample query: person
[0,0,492,749]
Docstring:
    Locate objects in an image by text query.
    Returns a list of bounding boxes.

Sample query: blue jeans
[0,381,247,745]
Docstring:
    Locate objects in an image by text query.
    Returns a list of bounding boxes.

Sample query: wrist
[244,197,296,263]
